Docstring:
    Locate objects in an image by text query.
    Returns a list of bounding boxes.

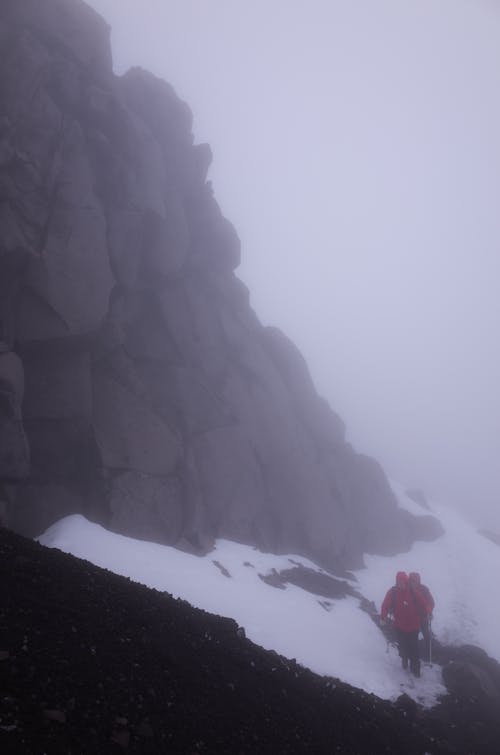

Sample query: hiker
[409,572,434,663]
[380,571,428,677]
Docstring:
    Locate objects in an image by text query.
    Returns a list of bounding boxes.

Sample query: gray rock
[0,348,30,480]
[0,347,24,401]
[43,709,66,724]
[261,326,346,448]
[7,482,85,538]
[478,529,500,547]
[2,0,112,75]
[191,424,267,542]
[35,122,114,334]
[0,408,30,480]
[193,143,213,183]
[92,366,180,476]
[106,189,188,288]
[99,290,180,364]
[119,66,193,154]
[14,286,70,344]
[186,185,241,272]
[443,660,500,707]
[138,202,189,283]
[22,346,92,420]
[23,417,97,483]
[106,208,144,287]
[159,276,229,378]
[137,363,233,437]
[108,470,184,545]
[405,488,430,510]
[0,0,444,568]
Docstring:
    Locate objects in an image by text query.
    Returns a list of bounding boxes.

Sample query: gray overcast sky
[86,0,500,530]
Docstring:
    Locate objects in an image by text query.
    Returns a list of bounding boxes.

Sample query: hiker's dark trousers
[420,617,432,662]
[396,629,419,667]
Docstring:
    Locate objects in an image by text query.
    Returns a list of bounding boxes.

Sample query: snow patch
[357,485,500,664]
[38,513,450,707]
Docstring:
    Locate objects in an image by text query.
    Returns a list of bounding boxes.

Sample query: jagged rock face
[0,0,442,569]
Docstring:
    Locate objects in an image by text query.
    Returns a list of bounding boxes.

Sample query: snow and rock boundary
[2,525,500,754]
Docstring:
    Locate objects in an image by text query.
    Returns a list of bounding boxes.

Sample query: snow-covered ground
[38,485,500,708]
[359,483,500,664]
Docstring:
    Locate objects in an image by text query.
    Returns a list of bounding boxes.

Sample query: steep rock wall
[0,0,441,570]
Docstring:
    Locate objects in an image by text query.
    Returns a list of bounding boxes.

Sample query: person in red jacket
[381,571,428,677]
[409,572,435,663]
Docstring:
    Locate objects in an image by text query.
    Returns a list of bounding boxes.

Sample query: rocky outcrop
[0,0,442,569]
[438,644,500,704]
[443,660,500,708]
[405,488,430,510]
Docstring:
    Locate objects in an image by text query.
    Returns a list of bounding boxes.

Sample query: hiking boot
[401,657,408,670]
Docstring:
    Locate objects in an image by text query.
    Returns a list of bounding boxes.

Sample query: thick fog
[86,0,500,531]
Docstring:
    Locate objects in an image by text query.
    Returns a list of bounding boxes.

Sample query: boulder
[443,660,500,708]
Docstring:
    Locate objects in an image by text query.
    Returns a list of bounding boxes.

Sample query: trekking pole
[428,618,432,666]
[384,618,395,655]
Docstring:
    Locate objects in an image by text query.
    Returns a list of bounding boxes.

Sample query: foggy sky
[86,0,500,530]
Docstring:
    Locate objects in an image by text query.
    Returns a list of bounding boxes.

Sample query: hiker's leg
[408,631,420,676]
[397,629,409,669]
[421,619,430,662]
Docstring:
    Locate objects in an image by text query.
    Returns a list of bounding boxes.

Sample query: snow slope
[34,523,443,707]
[38,484,500,708]
[358,483,500,664]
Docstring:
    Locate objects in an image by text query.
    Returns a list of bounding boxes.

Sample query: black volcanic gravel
[0,527,498,754]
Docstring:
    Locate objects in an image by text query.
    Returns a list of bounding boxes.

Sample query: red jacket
[408,573,434,616]
[381,580,428,633]
[413,584,434,616]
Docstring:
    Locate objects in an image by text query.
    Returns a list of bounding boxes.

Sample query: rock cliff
[0,0,441,570]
